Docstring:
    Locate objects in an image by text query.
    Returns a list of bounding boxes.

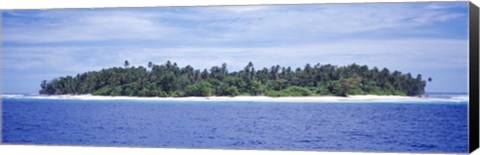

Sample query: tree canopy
[39,61,427,97]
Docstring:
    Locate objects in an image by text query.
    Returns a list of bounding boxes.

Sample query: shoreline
[2,94,468,103]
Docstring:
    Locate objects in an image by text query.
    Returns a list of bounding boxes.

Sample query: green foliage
[171,90,186,97]
[315,85,332,96]
[282,86,314,96]
[337,77,361,96]
[265,86,314,97]
[39,61,427,97]
[225,86,240,96]
[186,80,214,96]
[92,87,113,96]
[264,91,283,97]
[110,86,122,96]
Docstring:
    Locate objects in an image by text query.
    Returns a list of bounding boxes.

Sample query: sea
[1,93,469,153]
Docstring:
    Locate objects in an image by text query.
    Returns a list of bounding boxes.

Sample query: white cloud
[1,3,469,93]
[2,3,467,43]
[188,3,467,40]
[3,10,183,42]
[3,38,467,74]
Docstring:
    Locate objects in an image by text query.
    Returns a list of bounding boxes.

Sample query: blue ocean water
[1,97,468,153]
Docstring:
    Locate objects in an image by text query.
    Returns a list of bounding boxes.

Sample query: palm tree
[124,60,130,68]
[148,61,153,68]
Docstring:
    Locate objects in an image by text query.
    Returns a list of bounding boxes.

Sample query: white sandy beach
[2,94,468,103]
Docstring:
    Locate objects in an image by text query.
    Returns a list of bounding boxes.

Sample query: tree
[338,77,361,96]
[186,80,213,96]
[226,86,240,96]
[39,80,48,94]
[39,61,427,97]
[124,60,130,68]
[40,80,48,90]
[148,62,153,68]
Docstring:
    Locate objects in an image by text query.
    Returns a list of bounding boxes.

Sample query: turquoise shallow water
[2,98,468,153]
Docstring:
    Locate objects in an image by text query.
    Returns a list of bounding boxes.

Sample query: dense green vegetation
[39,61,427,97]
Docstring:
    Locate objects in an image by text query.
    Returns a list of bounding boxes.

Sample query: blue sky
[1,2,469,94]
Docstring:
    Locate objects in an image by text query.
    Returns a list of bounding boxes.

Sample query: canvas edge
[469,1,480,153]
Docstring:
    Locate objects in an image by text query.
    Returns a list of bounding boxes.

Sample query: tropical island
[39,61,429,97]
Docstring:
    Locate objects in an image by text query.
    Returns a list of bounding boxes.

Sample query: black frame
[469,2,479,153]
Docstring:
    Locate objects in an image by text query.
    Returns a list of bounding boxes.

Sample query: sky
[1,2,470,94]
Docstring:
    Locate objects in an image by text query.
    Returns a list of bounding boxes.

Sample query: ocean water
[1,97,469,153]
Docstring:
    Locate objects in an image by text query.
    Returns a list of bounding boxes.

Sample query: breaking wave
[2,93,469,103]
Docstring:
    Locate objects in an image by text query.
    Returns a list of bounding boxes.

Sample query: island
[39,61,428,97]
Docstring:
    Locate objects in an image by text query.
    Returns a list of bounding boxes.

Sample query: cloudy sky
[1,2,469,94]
